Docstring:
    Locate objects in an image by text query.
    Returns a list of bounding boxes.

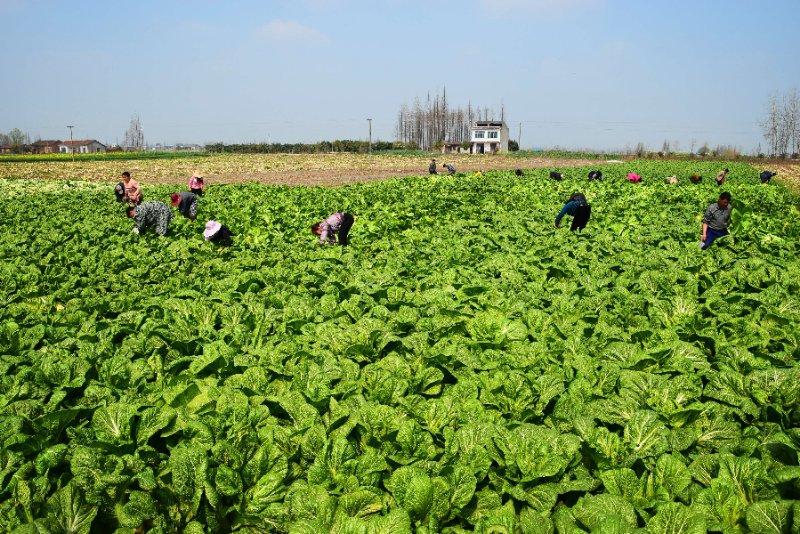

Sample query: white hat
[204,220,222,240]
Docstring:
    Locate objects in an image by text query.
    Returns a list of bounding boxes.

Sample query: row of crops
[1,161,799,533]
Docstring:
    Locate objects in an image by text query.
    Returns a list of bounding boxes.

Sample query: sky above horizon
[1,0,798,151]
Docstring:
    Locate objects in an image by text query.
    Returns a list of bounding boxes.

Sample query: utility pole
[66,125,74,162]
[518,122,522,150]
[367,118,373,154]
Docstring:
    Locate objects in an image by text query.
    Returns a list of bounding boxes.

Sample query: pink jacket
[125,179,141,202]
[318,212,344,244]
[627,173,642,183]
[188,176,204,190]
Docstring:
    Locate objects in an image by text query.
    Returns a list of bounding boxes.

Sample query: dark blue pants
[702,227,728,249]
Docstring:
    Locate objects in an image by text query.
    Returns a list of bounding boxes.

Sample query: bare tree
[762,93,782,155]
[0,132,10,147]
[395,89,498,150]
[124,115,145,151]
[661,140,670,155]
[760,89,800,156]
[785,88,799,155]
[6,128,27,153]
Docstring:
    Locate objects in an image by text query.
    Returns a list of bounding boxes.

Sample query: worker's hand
[132,227,139,235]
[554,222,560,228]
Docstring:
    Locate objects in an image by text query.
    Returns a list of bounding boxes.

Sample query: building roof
[32,140,62,146]
[472,121,506,128]
[59,139,106,147]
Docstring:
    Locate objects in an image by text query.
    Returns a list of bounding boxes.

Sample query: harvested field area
[0,153,596,186]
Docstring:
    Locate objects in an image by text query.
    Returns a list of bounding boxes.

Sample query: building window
[488,131,498,139]
[474,130,485,139]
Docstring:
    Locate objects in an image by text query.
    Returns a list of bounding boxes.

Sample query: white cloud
[256,19,329,44]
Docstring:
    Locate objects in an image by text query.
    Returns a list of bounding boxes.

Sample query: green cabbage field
[1,161,799,533]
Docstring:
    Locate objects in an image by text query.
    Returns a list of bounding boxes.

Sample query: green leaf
[168,444,207,519]
[745,501,792,534]
[573,494,637,531]
[91,403,136,444]
[647,503,706,534]
[115,491,157,528]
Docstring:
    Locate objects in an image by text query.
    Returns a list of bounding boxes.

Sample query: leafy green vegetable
[1,162,799,531]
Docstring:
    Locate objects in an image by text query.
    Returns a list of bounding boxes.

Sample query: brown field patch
[0,153,597,187]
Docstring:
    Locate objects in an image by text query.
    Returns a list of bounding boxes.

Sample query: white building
[470,121,509,154]
[58,140,107,154]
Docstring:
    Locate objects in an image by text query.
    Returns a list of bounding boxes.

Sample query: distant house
[58,139,107,154]
[31,140,62,154]
[470,121,509,154]
[440,142,470,155]
[0,145,12,154]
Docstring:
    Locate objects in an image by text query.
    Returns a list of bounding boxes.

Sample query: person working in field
[700,192,732,250]
[555,192,591,232]
[429,159,438,175]
[665,175,679,184]
[121,171,142,204]
[760,170,776,184]
[188,173,205,196]
[588,170,603,181]
[627,172,642,183]
[443,163,456,175]
[204,220,233,246]
[715,168,730,186]
[312,212,355,246]
[126,201,172,236]
[170,192,199,221]
[114,182,126,202]
[689,174,702,184]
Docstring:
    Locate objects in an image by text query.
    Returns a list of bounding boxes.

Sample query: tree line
[206,140,419,154]
[0,129,31,152]
[761,89,800,157]
[395,88,501,150]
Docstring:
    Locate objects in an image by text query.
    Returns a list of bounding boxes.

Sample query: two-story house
[470,121,509,154]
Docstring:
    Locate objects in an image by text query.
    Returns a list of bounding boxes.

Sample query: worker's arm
[701,222,708,242]
[554,202,572,227]
[318,224,333,244]
[134,206,147,232]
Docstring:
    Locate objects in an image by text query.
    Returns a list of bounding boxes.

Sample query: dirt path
[768,163,800,192]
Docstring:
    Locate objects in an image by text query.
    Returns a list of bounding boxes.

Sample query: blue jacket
[555,198,587,224]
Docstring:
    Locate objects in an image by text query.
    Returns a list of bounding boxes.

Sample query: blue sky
[1,0,798,151]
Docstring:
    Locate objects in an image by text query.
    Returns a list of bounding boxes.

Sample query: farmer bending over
[700,192,732,250]
[312,212,355,246]
[170,192,199,221]
[127,201,172,236]
[429,159,438,175]
[188,173,205,196]
[204,220,233,246]
[121,171,142,204]
[114,182,126,202]
[715,168,729,186]
[760,170,776,184]
[555,192,591,232]
[443,163,456,175]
